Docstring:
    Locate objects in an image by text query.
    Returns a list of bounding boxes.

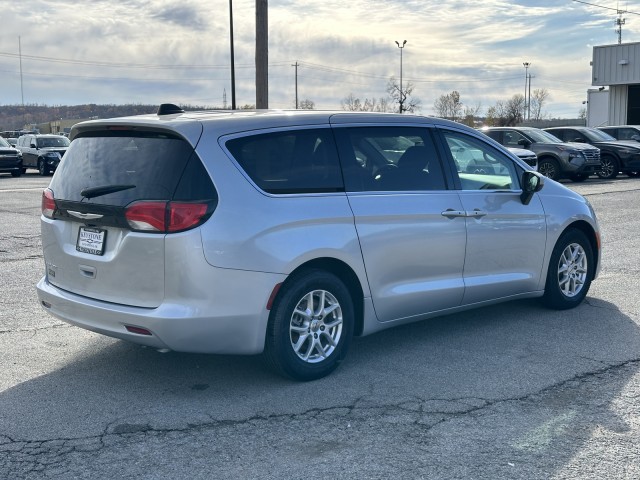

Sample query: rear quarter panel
[195,131,371,296]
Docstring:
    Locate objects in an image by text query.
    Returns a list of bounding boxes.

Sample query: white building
[591,42,640,126]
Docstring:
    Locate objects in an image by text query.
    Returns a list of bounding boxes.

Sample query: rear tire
[542,229,594,310]
[264,269,354,381]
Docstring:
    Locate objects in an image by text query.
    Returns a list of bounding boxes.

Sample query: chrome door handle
[441,209,467,218]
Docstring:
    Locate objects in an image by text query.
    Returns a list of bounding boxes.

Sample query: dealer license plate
[76,227,106,255]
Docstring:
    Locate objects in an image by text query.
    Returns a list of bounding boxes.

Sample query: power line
[571,0,640,15]
[0,51,291,70]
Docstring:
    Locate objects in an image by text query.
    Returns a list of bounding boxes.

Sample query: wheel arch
[560,220,600,277]
[277,257,365,337]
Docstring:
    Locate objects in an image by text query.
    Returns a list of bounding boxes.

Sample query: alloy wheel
[289,289,343,363]
[557,242,588,298]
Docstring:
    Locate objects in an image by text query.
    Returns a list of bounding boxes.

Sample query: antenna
[615,3,627,44]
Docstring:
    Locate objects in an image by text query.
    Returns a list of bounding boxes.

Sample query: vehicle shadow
[1,296,638,478]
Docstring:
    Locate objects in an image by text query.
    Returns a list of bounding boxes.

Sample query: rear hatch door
[43,127,210,308]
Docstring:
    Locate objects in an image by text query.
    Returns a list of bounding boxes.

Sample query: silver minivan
[37,106,601,380]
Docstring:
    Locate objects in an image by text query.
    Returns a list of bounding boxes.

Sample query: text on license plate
[76,227,106,255]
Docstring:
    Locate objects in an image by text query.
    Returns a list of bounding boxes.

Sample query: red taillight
[168,202,209,232]
[124,201,211,233]
[42,188,56,218]
[125,201,167,231]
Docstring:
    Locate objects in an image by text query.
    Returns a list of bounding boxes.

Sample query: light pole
[523,62,530,121]
[229,0,236,109]
[395,40,407,113]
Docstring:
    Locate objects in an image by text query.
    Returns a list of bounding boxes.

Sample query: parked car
[6,138,18,148]
[507,147,538,170]
[16,133,70,175]
[0,136,23,177]
[37,106,601,381]
[481,127,601,181]
[595,125,640,177]
[597,125,640,142]
[545,126,640,179]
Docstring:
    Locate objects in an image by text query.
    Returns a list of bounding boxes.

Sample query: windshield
[584,128,617,142]
[37,137,70,148]
[525,129,562,143]
[0,137,9,148]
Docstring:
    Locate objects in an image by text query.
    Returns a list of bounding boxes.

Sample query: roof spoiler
[157,103,184,116]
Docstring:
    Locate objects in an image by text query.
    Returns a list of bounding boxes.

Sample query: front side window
[502,130,529,148]
[618,128,640,141]
[442,130,519,191]
[225,129,343,194]
[333,126,447,192]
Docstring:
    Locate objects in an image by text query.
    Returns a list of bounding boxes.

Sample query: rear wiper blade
[80,184,136,199]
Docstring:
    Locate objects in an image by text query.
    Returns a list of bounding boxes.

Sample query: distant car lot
[480,126,601,181]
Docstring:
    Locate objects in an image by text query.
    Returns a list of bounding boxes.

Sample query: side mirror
[573,138,585,143]
[520,171,544,205]
[30,143,37,148]
[517,138,532,149]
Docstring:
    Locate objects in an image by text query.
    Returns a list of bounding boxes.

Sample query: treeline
[0,103,213,130]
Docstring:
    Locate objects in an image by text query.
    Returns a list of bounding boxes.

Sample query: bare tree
[529,88,550,121]
[485,101,508,126]
[434,91,463,121]
[578,107,587,120]
[504,94,525,126]
[298,99,315,110]
[461,102,482,127]
[342,94,363,111]
[386,76,420,113]
[341,94,393,112]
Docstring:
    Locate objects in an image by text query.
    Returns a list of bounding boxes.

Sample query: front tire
[542,229,594,310]
[596,155,619,179]
[38,158,49,176]
[538,158,560,180]
[10,170,21,177]
[265,269,354,381]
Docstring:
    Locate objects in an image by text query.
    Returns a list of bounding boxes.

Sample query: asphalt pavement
[1,172,639,479]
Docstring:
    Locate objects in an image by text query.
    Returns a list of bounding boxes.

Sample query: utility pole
[292,61,299,109]
[229,0,236,109]
[256,0,268,108]
[527,73,532,120]
[523,62,530,122]
[395,40,407,114]
[18,36,24,106]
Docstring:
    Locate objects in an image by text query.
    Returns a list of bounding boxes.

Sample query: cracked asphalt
[1,174,639,479]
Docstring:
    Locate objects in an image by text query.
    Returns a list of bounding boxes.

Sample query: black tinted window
[49,131,215,206]
[225,129,343,194]
[333,126,447,192]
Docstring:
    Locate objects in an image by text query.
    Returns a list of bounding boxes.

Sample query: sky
[0,0,638,118]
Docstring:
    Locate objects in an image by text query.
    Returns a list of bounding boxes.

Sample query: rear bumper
[36,269,286,355]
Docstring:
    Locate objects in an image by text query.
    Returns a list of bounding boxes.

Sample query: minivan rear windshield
[49,131,206,206]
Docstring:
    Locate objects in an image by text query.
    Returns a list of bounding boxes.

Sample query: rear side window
[333,126,447,192]
[225,129,343,194]
[49,131,215,205]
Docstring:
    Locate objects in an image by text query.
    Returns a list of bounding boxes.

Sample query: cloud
[0,0,630,117]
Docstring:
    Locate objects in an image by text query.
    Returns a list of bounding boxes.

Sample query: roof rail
[157,103,184,116]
